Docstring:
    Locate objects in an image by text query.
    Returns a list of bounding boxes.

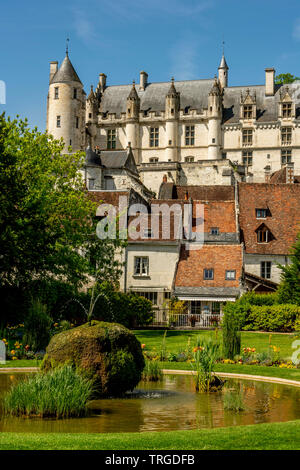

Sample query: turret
[125,81,140,162]
[218,53,229,89]
[207,77,222,160]
[86,85,98,148]
[46,50,86,152]
[165,78,180,161]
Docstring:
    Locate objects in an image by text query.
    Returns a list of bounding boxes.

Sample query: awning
[176,296,236,302]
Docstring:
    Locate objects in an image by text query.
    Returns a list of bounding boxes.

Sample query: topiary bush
[42,321,145,397]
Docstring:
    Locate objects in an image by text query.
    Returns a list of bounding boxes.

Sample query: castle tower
[46,50,86,152]
[165,78,180,162]
[207,77,222,160]
[126,81,140,162]
[218,53,229,89]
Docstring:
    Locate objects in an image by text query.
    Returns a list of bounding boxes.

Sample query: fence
[151,309,221,329]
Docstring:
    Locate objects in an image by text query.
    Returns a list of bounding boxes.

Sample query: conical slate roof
[51,53,82,85]
[219,54,228,70]
[128,81,139,100]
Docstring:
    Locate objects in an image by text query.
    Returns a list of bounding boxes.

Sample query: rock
[42,321,145,397]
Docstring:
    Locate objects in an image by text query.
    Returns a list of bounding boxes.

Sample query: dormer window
[256,223,273,243]
[282,103,292,118]
[243,105,253,119]
[256,209,267,218]
[107,129,116,149]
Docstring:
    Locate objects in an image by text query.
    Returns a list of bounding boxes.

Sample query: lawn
[0,421,299,450]
[134,329,298,360]
[0,360,40,368]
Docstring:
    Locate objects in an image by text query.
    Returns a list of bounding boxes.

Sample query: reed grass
[142,359,163,382]
[223,388,245,412]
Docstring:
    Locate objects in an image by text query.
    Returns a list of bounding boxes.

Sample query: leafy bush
[23,299,52,352]
[238,292,279,306]
[4,365,94,418]
[222,304,241,359]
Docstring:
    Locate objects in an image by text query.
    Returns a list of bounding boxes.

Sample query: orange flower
[141,344,146,349]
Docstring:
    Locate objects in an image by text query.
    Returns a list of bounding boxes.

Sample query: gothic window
[261,261,271,279]
[243,105,253,119]
[107,129,116,149]
[54,87,59,99]
[242,129,253,146]
[203,268,214,280]
[134,257,149,276]
[184,156,194,163]
[56,115,61,128]
[185,126,195,145]
[281,127,292,145]
[282,103,292,118]
[150,127,159,147]
[281,149,292,165]
[242,150,253,166]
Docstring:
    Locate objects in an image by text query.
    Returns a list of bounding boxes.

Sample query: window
[257,227,270,243]
[107,129,116,149]
[281,149,292,165]
[134,257,149,276]
[191,301,201,315]
[212,302,221,315]
[281,127,292,145]
[76,117,79,129]
[104,176,115,190]
[242,129,253,145]
[185,126,195,146]
[256,209,267,218]
[73,88,77,99]
[203,268,214,280]
[88,113,92,119]
[54,87,59,99]
[88,179,95,190]
[149,157,158,163]
[243,105,253,119]
[56,115,61,128]
[242,151,253,166]
[226,270,236,280]
[150,127,159,147]
[261,261,272,279]
[184,156,194,163]
[282,103,292,118]
[164,292,171,300]
[210,227,219,235]
[137,291,158,305]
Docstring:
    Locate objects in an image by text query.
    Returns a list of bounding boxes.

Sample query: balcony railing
[151,309,221,328]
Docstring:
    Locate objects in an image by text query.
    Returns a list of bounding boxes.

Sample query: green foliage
[275,73,300,84]
[23,299,52,352]
[244,304,300,332]
[191,337,222,392]
[223,388,245,412]
[4,364,94,418]
[239,292,279,306]
[278,235,300,306]
[142,359,163,382]
[222,304,241,359]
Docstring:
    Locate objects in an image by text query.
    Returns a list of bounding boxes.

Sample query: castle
[46,50,300,323]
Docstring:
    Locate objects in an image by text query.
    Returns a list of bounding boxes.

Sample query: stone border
[162,369,300,388]
[0,368,38,372]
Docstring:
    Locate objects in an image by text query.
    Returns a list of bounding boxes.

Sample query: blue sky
[1,0,300,130]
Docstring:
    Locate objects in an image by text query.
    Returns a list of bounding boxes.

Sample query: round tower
[46,51,86,152]
[218,53,229,89]
[207,77,222,160]
[165,78,180,162]
[125,81,140,162]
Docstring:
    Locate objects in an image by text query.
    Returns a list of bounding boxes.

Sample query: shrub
[4,365,94,418]
[23,299,52,352]
[239,292,279,306]
[222,304,241,359]
[41,321,145,397]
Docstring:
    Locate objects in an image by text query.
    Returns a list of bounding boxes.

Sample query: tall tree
[278,234,300,305]
[275,73,300,84]
[0,113,124,288]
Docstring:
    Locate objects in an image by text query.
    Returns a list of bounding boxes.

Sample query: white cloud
[293,18,300,41]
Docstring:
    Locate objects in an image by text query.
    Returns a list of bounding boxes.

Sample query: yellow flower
[12,357,17,361]
[10,350,16,355]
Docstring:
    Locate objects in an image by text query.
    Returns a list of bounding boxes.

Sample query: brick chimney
[265,68,275,96]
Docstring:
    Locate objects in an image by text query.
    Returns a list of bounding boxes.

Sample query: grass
[134,329,298,360]
[3,365,94,418]
[142,359,163,382]
[0,360,40,368]
[0,421,299,450]
[223,388,245,412]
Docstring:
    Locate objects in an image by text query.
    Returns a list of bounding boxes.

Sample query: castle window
[225,270,236,280]
[184,156,194,163]
[242,150,253,166]
[185,126,195,146]
[56,116,61,128]
[107,129,116,149]
[76,117,79,129]
[89,113,92,119]
[261,261,271,279]
[282,103,292,118]
[242,129,253,146]
[150,127,159,147]
[203,269,214,280]
[281,149,292,165]
[134,257,149,276]
[243,105,253,119]
[281,127,292,145]
[73,88,77,99]
[149,157,158,163]
[54,87,59,99]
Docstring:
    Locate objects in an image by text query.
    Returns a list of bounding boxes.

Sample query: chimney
[286,162,295,184]
[264,165,271,183]
[99,73,107,91]
[265,68,275,96]
[49,61,58,84]
[139,71,148,91]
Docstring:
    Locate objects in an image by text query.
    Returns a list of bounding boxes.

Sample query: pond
[0,372,300,433]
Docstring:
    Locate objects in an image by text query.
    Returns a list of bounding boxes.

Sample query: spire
[209,76,221,96]
[219,53,228,70]
[50,51,82,85]
[87,85,95,101]
[167,77,178,97]
[128,80,139,100]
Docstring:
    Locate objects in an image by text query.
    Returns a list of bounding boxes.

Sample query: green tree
[275,73,300,84]
[0,113,123,289]
[277,234,300,305]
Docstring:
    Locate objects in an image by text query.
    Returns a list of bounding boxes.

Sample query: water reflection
[0,372,299,434]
